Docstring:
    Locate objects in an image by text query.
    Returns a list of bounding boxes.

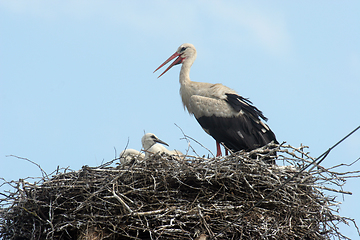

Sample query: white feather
[119,149,145,165]
[141,133,183,159]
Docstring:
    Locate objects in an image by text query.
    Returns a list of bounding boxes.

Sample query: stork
[141,133,183,159]
[119,149,145,165]
[154,43,278,160]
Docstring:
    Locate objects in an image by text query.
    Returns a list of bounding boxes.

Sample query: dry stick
[175,123,215,158]
[133,208,173,216]
[175,123,197,158]
[212,125,360,240]
[315,185,352,195]
[184,134,215,158]
[74,171,122,213]
[327,157,360,170]
[198,204,214,237]
[110,183,133,213]
[6,155,49,180]
[99,138,132,168]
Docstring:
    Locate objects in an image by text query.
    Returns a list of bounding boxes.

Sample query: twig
[175,123,215,158]
[110,188,133,213]
[5,155,49,180]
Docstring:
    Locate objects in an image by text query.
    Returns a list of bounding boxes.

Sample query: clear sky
[1,1,359,238]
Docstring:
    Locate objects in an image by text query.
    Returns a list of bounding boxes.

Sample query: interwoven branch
[0,145,359,239]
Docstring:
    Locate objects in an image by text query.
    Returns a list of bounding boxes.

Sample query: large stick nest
[0,144,359,240]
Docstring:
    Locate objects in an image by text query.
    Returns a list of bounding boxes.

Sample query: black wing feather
[225,93,268,121]
[197,115,277,152]
[196,93,277,152]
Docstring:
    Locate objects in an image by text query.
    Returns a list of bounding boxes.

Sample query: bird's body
[119,149,145,165]
[141,133,183,159]
[154,43,278,159]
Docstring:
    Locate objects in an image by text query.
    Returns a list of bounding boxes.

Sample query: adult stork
[154,43,278,161]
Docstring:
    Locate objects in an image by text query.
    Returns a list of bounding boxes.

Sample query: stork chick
[141,133,183,159]
[119,149,145,165]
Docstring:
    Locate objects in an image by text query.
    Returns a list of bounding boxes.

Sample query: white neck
[179,55,196,85]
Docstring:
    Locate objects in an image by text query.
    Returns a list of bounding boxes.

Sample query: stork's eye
[180,47,187,52]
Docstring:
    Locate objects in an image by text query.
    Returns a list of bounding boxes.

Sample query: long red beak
[154,52,184,78]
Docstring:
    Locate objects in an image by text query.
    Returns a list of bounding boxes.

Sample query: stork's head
[154,43,197,78]
[141,133,169,150]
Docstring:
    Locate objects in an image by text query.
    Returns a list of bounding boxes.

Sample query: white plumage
[119,149,145,165]
[141,133,183,159]
[154,43,278,160]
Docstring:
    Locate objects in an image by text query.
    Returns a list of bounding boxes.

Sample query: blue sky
[1,1,359,238]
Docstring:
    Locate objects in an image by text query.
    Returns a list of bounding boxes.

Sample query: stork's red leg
[225,148,229,156]
[216,141,222,157]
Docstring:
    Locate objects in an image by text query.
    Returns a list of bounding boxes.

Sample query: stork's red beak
[154,52,184,78]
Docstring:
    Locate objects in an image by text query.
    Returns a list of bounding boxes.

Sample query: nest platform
[0,144,359,239]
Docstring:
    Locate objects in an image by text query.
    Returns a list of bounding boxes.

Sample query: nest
[1,144,359,240]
